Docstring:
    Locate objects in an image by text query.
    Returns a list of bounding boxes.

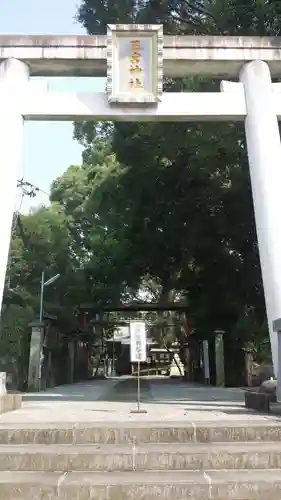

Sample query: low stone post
[215,330,225,387]
[245,349,254,387]
[28,320,44,391]
[68,340,75,383]
[202,340,210,384]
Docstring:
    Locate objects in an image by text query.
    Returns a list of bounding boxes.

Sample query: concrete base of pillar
[0,393,22,414]
[259,378,277,402]
[0,372,7,395]
[244,389,270,413]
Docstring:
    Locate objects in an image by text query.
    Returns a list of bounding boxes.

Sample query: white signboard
[107,24,163,105]
[130,321,147,363]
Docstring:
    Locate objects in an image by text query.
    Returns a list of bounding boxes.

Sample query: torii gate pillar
[240,60,281,376]
[0,58,29,309]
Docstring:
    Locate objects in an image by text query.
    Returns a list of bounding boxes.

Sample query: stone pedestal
[259,378,277,403]
[215,331,225,387]
[28,321,44,391]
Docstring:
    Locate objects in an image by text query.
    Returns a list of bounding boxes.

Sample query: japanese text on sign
[129,39,144,90]
[130,321,147,363]
[107,24,163,104]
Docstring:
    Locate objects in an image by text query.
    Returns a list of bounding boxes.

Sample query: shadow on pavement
[22,377,245,406]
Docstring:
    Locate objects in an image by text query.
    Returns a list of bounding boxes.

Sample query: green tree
[50,152,142,306]
[0,303,34,389]
[8,203,80,322]
[73,0,277,338]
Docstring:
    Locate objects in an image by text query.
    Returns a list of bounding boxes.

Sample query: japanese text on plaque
[129,39,144,90]
[135,332,142,361]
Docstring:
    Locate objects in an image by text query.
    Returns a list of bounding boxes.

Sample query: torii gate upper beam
[1,35,281,78]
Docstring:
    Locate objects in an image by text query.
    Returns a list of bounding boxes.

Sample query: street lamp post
[39,271,60,323]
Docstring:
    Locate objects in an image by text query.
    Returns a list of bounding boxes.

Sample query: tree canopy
[72,0,276,336]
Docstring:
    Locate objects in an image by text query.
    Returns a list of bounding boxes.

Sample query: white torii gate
[1,28,281,392]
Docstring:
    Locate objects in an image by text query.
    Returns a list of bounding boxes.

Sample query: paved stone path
[98,377,152,402]
[0,377,280,425]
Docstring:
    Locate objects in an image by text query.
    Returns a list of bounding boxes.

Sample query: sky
[0,0,105,212]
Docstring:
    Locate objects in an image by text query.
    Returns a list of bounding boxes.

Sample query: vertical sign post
[130,320,147,413]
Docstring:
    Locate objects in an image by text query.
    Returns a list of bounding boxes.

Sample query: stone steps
[0,442,281,471]
[1,421,281,498]
[1,421,281,444]
[0,469,281,499]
